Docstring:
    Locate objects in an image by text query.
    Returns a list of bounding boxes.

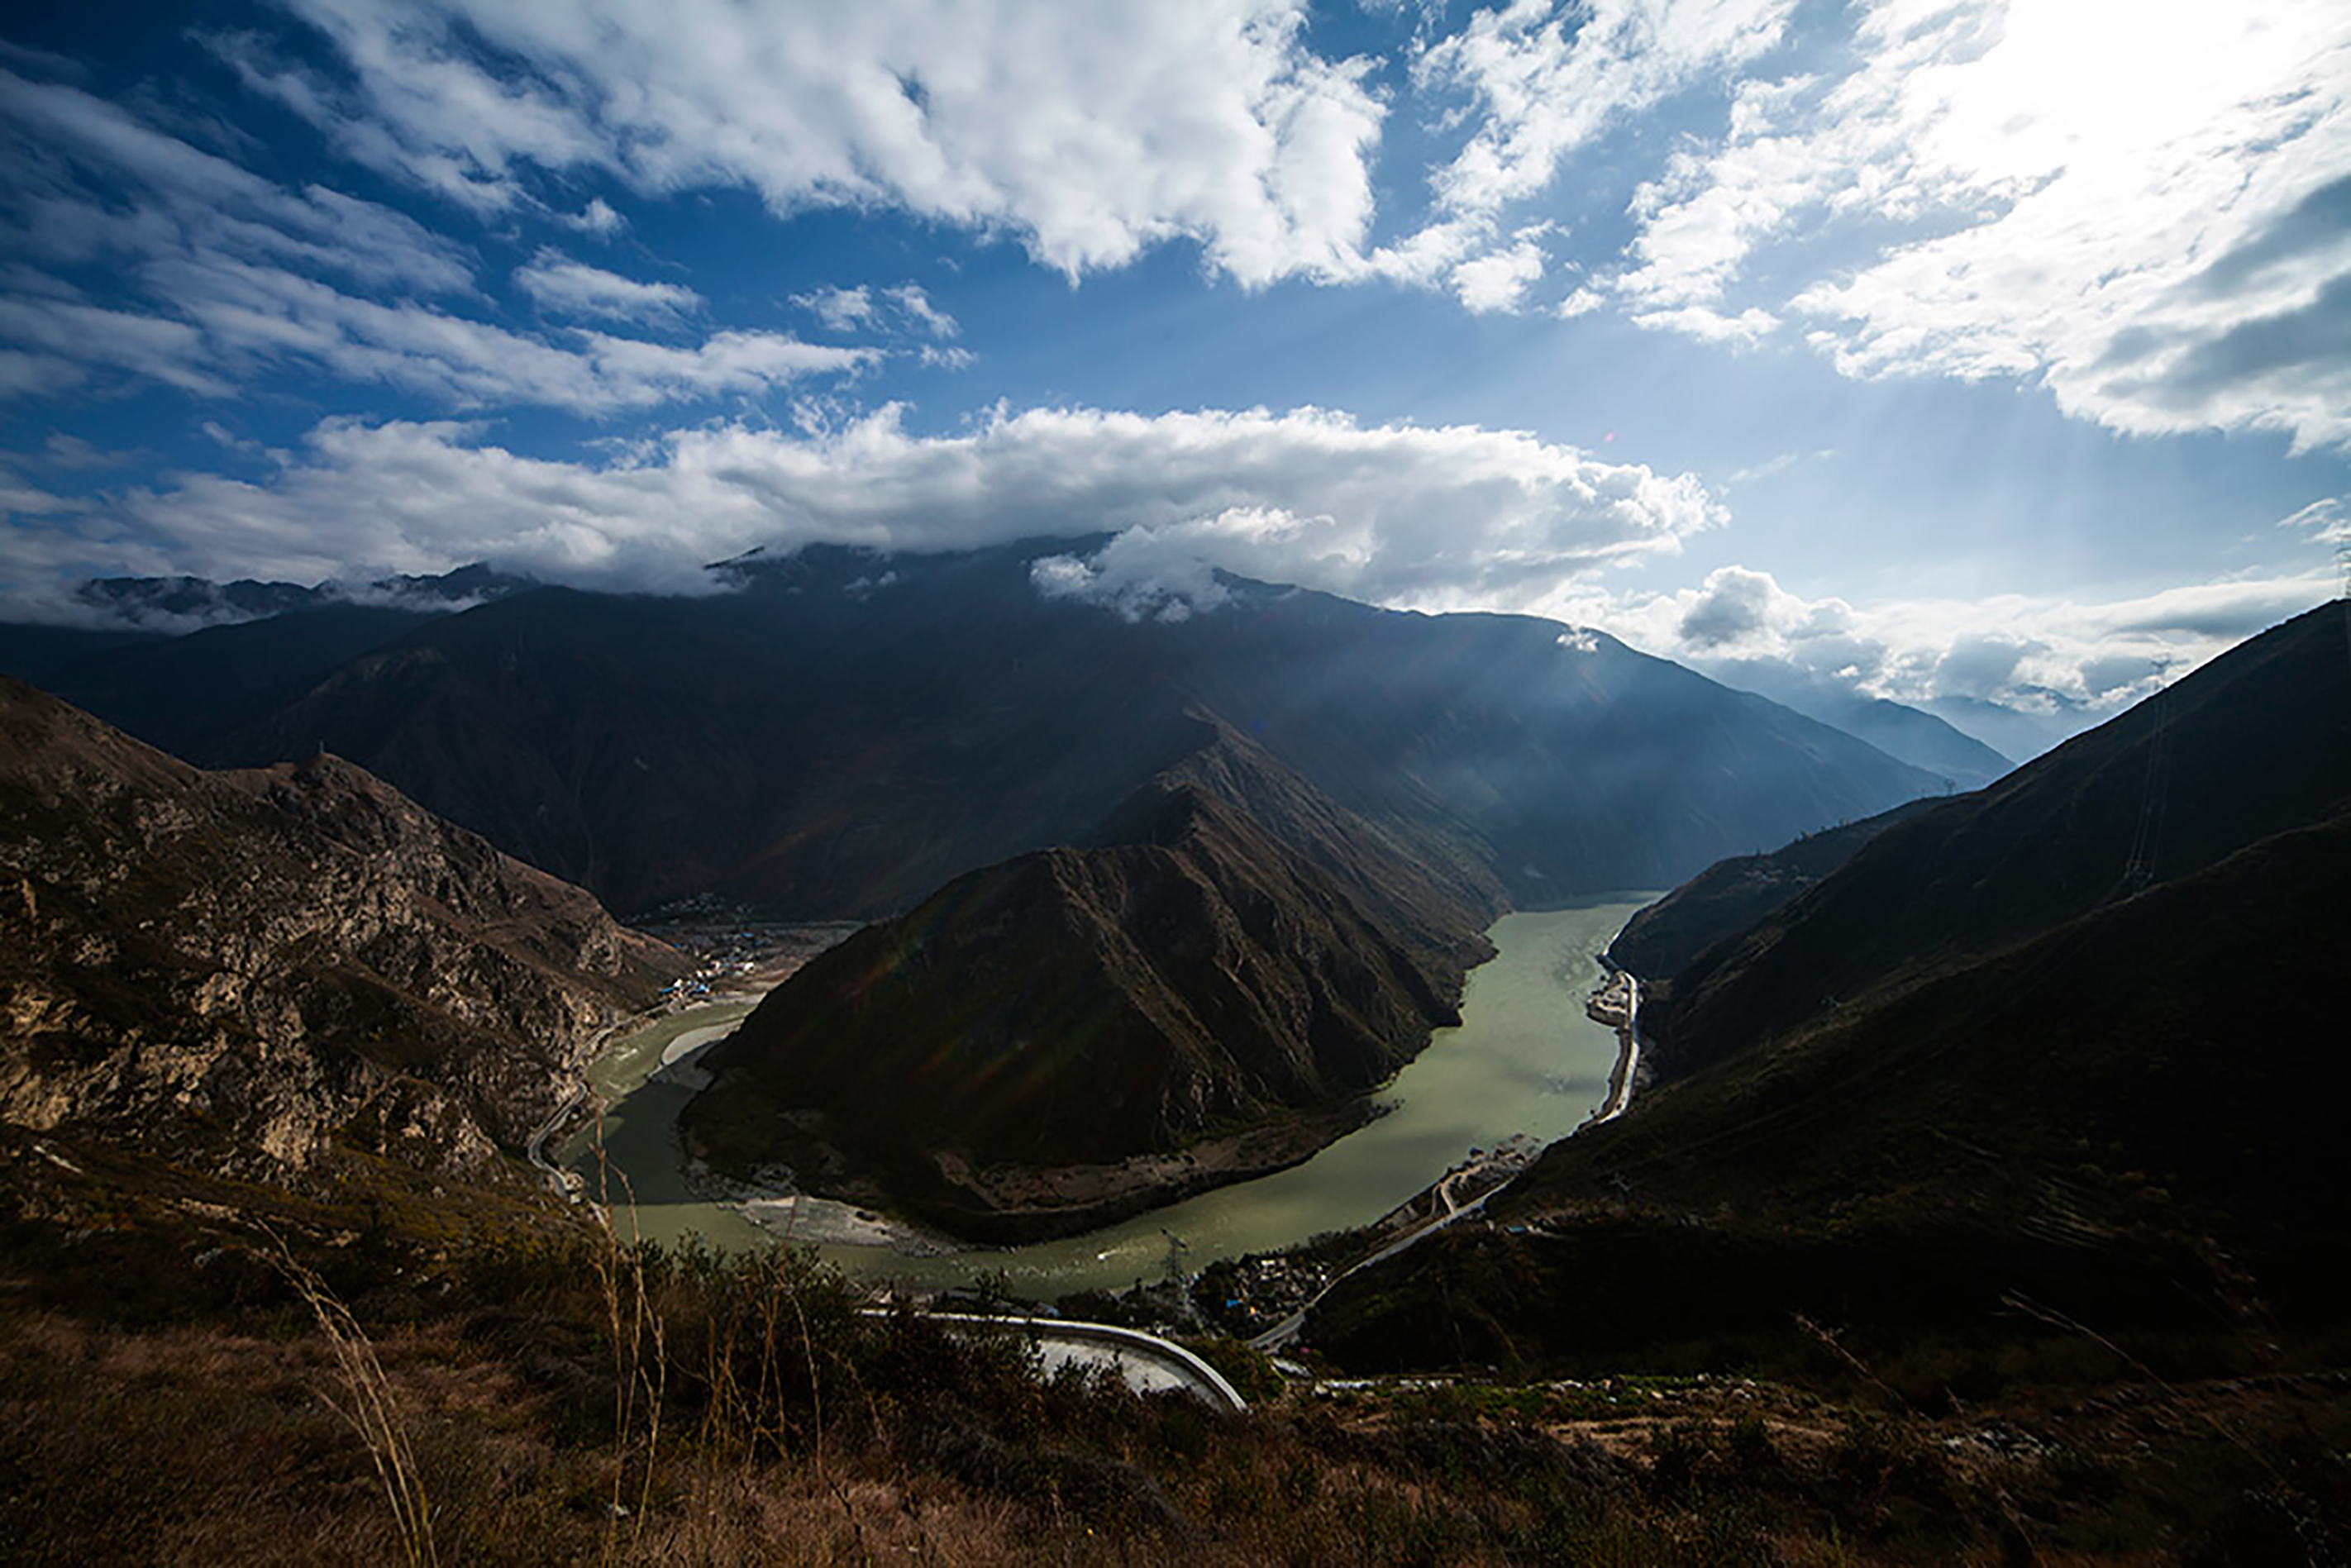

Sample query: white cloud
[1555,284,1605,318]
[1032,528,1238,623]
[246,0,1387,288]
[887,284,958,339]
[132,253,871,413]
[9,404,1719,603]
[0,294,231,396]
[1414,0,1798,217]
[0,72,873,414]
[1628,303,1774,344]
[0,347,83,397]
[0,65,474,297]
[796,281,965,353]
[560,197,625,236]
[793,285,876,334]
[514,250,700,326]
[2280,496,2350,547]
[1451,231,1547,312]
[1574,560,2339,722]
[1381,0,1800,307]
[1591,0,2351,449]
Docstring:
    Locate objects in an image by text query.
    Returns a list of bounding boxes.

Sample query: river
[563,894,1645,1296]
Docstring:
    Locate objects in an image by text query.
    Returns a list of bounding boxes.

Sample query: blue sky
[2,0,2347,741]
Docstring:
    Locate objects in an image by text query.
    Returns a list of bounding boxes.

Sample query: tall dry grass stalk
[586,1148,668,1565]
[263,1230,438,1567]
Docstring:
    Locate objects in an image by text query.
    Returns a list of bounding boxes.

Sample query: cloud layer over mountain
[3,2,2346,743]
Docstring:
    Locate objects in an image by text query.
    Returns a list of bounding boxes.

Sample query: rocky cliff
[0,675,679,1175]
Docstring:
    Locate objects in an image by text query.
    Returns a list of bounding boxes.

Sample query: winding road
[526,1084,589,1199]
[869,1310,1247,1413]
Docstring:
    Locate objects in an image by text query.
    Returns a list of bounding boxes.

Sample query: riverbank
[1581,967,1646,1127]
[569,900,1648,1297]
[694,1092,1400,1247]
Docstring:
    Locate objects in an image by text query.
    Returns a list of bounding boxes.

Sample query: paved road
[525,1085,589,1199]
[1246,1189,1499,1352]
[873,1311,1247,1413]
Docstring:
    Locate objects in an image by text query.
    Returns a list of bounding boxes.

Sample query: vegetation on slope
[7,1128,2346,1564]
[1605,797,1942,980]
[685,773,1490,1241]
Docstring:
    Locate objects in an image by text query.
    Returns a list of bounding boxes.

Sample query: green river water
[564,895,1644,1297]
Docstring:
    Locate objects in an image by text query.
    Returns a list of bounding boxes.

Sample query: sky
[2,0,2347,750]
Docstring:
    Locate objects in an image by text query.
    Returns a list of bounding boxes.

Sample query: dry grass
[5,1156,2349,1566]
[267,1230,439,1566]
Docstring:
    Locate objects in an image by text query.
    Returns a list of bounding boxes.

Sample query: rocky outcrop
[0,676,679,1175]
[684,764,1493,1241]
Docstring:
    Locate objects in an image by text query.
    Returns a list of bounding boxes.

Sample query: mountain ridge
[684,739,1495,1241]
[0,674,680,1177]
[1653,598,2351,1077]
[1304,600,2351,1374]
[62,542,1948,920]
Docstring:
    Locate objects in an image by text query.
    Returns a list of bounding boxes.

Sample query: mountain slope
[0,675,679,1175]
[1307,602,2351,1371]
[0,624,167,686]
[1805,693,2011,789]
[684,765,1492,1241]
[1314,800,2351,1372]
[160,542,1940,917]
[40,604,443,760]
[1605,797,1942,979]
[1657,598,2351,1076]
[1702,664,2015,789]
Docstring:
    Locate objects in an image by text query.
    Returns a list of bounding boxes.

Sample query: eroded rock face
[0,675,679,1175]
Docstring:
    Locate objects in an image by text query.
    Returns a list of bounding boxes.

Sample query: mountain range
[1309,599,2351,1374]
[4,544,1952,922]
[4,553,2346,1557]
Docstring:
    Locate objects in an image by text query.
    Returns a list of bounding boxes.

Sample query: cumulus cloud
[1675,563,1776,647]
[1450,232,1548,313]
[1585,0,2351,449]
[1583,561,2339,727]
[236,0,1386,287]
[514,250,701,326]
[3,404,1719,603]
